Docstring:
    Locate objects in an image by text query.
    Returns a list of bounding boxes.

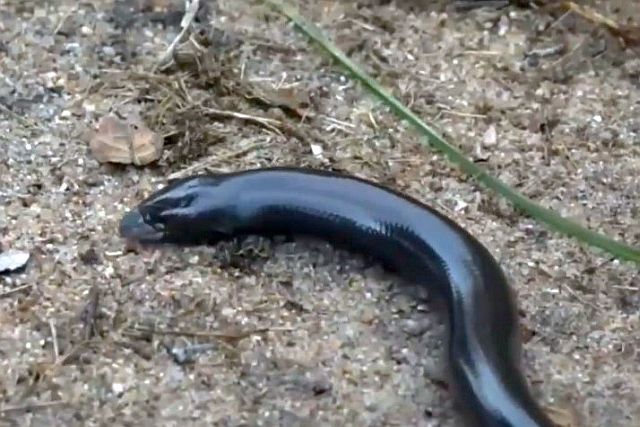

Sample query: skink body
[120,167,554,427]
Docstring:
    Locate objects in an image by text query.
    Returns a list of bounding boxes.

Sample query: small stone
[221,307,235,317]
[360,307,376,324]
[102,46,116,57]
[402,318,432,337]
[111,382,124,395]
[0,250,30,274]
[310,144,323,158]
[483,125,497,146]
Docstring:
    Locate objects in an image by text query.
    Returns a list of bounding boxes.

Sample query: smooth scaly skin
[120,167,554,427]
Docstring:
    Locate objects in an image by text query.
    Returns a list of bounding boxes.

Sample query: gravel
[1,1,638,426]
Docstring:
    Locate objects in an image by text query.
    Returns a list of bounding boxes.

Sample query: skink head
[119,175,235,246]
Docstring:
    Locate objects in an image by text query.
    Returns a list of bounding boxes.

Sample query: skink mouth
[119,209,164,243]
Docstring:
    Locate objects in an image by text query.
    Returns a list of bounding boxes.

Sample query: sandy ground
[1,0,639,426]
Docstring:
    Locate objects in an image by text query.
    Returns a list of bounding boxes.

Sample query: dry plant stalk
[558,1,640,47]
[155,0,202,71]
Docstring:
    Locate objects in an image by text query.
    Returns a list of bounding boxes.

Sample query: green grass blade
[266,0,640,264]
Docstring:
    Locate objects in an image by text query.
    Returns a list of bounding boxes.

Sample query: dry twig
[127,325,273,340]
[559,2,640,47]
[79,286,100,340]
[0,284,33,299]
[196,106,283,134]
[154,0,201,72]
[0,400,69,416]
[48,320,59,363]
[168,141,267,179]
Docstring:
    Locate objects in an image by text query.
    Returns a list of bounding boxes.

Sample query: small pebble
[0,249,30,274]
[402,318,432,337]
[102,46,116,57]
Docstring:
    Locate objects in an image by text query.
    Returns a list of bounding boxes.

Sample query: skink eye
[178,196,192,208]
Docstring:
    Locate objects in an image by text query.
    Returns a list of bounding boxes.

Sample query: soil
[1,1,638,426]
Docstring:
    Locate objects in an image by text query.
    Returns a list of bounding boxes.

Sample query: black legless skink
[119,167,555,427]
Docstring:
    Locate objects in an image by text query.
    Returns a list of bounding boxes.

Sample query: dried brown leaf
[88,115,163,166]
